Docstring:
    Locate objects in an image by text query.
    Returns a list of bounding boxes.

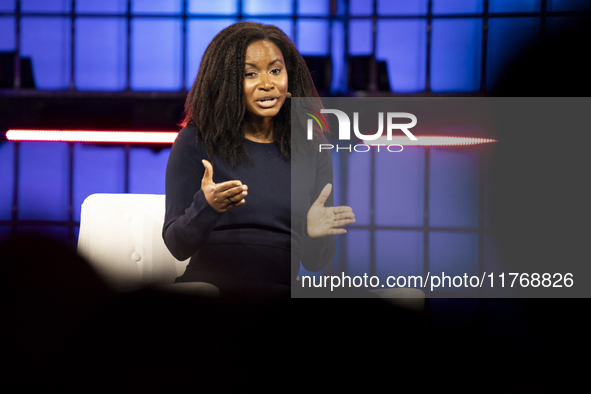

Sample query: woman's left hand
[307,183,355,238]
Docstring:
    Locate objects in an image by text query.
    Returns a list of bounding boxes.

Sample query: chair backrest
[77,193,189,291]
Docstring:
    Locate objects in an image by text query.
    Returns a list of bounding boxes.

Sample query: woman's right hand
[201,160,247,213]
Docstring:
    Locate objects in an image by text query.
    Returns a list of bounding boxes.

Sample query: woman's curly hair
[181,22,322,166]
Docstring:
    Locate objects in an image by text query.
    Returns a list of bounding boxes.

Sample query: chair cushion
[78,193,189,291]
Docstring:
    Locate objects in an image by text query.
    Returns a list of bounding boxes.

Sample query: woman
[162,22,354,296]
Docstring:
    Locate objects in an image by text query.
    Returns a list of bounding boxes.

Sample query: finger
[202,160,214,184]
[225,199,246,211]
[212,188,245,206]
[327,228,347,235]
[332,205,353,214]
[333,218,356,228]
[219,184,248,199]
[312,183,332,207]
[333,209,355,218]
[225,193,247,206]
[334,212,355,222]
[215,181,245,194]
[225,190,247,205]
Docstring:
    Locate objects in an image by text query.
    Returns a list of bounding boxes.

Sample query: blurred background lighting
[364,136,498,147]
[6,129,179,144]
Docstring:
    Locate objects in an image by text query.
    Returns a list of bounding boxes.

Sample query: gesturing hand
[201,159,247,213]
[307,183,355,238]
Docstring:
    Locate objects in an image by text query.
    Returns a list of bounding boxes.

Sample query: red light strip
[5,129,179,144]
[363,136,497,146]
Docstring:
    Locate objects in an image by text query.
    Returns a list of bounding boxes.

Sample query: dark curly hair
[181,22,322,166]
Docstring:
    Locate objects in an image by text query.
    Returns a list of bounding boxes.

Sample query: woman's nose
[259,74,273,90]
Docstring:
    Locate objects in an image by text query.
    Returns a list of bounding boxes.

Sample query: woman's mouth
[256,97,278,108]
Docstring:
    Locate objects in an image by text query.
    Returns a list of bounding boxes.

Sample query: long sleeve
[292,147,337,273]
[162,127,222,261]
[300,226,336,272]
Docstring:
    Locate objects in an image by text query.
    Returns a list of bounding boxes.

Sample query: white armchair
[77,193,218,296]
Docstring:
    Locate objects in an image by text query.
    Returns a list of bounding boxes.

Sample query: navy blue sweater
[162,125,335,287]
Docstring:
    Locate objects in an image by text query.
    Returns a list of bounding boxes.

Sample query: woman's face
[243,40,289,120]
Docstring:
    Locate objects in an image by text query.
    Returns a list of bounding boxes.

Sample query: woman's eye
[270,68,281,75]
[245,72,256,77]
